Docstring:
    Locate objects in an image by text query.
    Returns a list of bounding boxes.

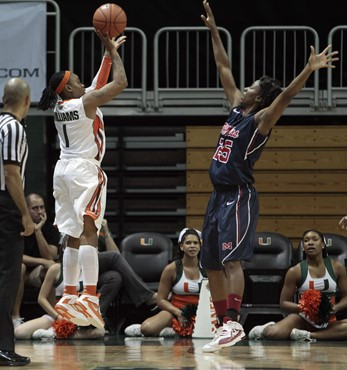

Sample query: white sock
[79,245,99,286]
[63,247,80,288]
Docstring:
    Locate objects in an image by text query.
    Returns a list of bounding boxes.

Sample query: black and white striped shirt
[0,112,28,191]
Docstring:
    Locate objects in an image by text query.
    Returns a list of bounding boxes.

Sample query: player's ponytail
[37,71,66,111]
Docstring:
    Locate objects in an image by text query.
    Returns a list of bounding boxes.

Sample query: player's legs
[55,241,90,326]
[54,160,106,328]
[206,269,228,312]
[201,191,228,324]
[77,216,104,328]
[220,185,259,321]
[203,186,257,352]
[224,260,244,320]
[53,160,85,321]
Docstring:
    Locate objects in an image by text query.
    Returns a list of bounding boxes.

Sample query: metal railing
[68,27,147,112]
[153,26,232,113]
[63,24,347,116]
[240,26,320,113]
[327,26,347,111]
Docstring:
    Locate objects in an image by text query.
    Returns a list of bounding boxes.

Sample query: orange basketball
[93,3,127,38]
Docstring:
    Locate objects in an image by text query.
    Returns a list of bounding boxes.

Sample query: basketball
[93,3,127,38]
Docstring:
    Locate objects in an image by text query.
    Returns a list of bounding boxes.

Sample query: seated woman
[14,261,105,340]
[248,229,347,341]
[124,228,205,337]
[15,229,156,339]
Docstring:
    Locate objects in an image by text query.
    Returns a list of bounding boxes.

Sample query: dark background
[57,0,345,70]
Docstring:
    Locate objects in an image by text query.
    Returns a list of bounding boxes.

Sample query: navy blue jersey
[209,106,269,186]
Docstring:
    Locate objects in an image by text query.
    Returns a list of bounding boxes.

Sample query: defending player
[38,32,127,328]
[200,0,338,352]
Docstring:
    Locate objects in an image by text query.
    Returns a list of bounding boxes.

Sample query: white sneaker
[248,321,275,340]
[32,327,56,340]
[76,294,104,329]
[124,324,142,337]
[12,317,24,329]
[158,327,176,337]
[290,328,316,342]
[54,294,90,326]
[202,319,245,353]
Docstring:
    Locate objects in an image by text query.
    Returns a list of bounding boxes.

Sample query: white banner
[0,2,46,102]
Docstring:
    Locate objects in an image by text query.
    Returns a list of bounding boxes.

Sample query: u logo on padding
[140,237,153,246]
[258,237,272,246]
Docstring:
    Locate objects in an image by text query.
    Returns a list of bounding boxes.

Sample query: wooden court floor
[14,335,347,370]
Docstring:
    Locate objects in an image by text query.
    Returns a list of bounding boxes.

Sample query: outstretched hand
[95,30,127,54]
[201,0,217,29]
[308,45,339,71]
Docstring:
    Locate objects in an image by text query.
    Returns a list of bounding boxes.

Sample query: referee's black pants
[0,192,24,352]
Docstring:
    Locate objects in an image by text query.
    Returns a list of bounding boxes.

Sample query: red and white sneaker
[77,294,104,329]
[54,294,90,326]
[202,317,245,353]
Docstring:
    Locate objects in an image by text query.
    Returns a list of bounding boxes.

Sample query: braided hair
[255,75,282,112]
[37,71,66,111]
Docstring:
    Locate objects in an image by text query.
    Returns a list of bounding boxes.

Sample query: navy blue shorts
[200,184,259,271]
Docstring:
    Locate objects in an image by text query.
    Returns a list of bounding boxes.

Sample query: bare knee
[207,269,225,281]
[263,324,279,339]
[15,326,31,340]
[263,324,290,340]
[80,216,98,246]
[224,260,242,272]
[141,320,157,337]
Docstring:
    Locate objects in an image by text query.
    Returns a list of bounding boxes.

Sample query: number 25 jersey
[209,106,269,187]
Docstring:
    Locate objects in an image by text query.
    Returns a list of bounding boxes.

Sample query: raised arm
[34,215,58,260]
[255,45,339,136]
[201,0,242,107]
[100,219,120,253]
[83,31,128,119]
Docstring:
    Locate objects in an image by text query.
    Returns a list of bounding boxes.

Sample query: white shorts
[53,158,107,238]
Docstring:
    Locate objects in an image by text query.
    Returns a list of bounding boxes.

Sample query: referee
[0,78,35,366]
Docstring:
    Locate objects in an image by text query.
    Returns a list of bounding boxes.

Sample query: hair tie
[178,228,202,243]
[55,71,71,95]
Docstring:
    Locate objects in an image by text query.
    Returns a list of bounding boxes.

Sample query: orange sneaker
[54,294,90,326]
[76,294,104,329]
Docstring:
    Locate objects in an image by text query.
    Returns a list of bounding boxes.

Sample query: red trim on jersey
[246,131,260,154]
[236,186,242,244]
[309,280,315,290]
[93,115,104,161]
[85,168,106,220]
[95,56,112,90]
